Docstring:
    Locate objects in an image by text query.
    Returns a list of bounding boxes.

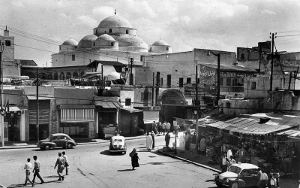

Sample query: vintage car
[109,135,127,154]
[214,163,260,188]
[37,133,76,150]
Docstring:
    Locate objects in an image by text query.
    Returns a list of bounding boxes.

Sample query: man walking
[166,122,171,133]
[54,152,65,181]
[24,158,34,187]
[32,156,44,184]
[62,151,69,175]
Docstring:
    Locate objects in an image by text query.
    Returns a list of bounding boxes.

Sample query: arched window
[42,73,47,79]
[126,30,129,34]
[109,28,112,33]
[241,54,245,60]
[111,42,114,46]
[66,72,71,79]
[80,71,85,78]
[60,72,65,80]
[54,73,58,80]
[73,72,79,78]
[25,72,35,79]
[48,74,52,80]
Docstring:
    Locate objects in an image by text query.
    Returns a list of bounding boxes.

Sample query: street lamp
[0,41,4,147]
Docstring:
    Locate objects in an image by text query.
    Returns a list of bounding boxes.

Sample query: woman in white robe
[146,133,153,151]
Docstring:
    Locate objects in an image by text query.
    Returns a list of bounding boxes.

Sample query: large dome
[62,38,78,46]
[152,40,169,46]
[98,15,133,28]
[77,35,97,49]
[117,35,148,49]
[96,34,116,42]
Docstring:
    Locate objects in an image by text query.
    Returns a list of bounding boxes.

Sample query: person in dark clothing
[130,148,140,170]
[32,156,44,184]
[151,131,155,149]
[165,131,170,147]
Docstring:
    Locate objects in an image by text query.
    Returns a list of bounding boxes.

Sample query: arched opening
[48,73,52,80]
[24,72,35,79]
[54,73,58,80]
[73,72,79,79]
[80,71,85,78]
[60,72,65,80]
[42,73,47,79]
[66,72,71,79]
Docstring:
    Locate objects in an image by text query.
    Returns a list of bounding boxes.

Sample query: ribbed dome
[96,34,116,42]
[77,35,97,49]
[117,35,148,49]
[98,15,133,28]
[152,40,169,46]
[62,39,78,46]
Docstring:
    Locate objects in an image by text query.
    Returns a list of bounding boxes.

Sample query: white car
[109,135,127,154]
[214,163,260,188]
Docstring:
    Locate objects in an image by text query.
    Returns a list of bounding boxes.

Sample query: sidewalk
[158,147,299,188]
[0,134,147,150]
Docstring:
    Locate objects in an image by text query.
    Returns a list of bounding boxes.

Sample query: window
[219,78,223,86]
[251,82,256,89]
[5,40,11,46]
[161,78,163,86]
[72,54,75,61]
[167,75,171,87]
[241,53,245,60]
[126,30,129,34]
[109,29,112,33]
[93,42,95,46]
[187,77,191,84]
[111,42,114,46]
[167,46,169,51]
[226,78,231,86]
[179,78,183,87]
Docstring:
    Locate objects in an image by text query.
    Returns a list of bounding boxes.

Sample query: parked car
[109,135,127,154]
[37,133,76,150]
[214,163,260,188]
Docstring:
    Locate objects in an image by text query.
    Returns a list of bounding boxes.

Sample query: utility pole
[36,67,39,142]
[270,32,276,91]
[152,72,155,106]
[129,57,133,85]
[0,42,4,147]
[195,62,199,153]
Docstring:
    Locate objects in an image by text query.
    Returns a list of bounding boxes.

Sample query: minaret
[4,26,9,37]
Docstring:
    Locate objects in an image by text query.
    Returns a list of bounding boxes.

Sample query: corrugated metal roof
[94,101,122,109]
[27,96,53,100]
[207,117,296,135]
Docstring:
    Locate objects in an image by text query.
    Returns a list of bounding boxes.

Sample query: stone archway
[157,89,188,128]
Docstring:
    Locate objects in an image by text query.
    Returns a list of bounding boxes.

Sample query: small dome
[152,40,169,46]
[77,35,97,49]
[117,35,148,49]
[98,15,133,28]
[96,34,116,42]
[62,39,78,46]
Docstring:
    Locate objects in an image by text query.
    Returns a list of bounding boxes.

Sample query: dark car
[37,133,76,150]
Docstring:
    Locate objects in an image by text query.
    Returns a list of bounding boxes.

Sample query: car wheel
[230,182,238,188]
[67,143,73,149]
[44,145,50,150]
[216,182,223,188]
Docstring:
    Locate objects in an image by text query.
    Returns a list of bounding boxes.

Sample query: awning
[27,96,53,100]
[206,117,297,135]
[121,108,143,113]
[277,129,300,139]
[95,101,122,109]
[9,106,21,112]
[143,110,159,124]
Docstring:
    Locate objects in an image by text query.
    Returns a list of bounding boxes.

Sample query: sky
[1,0,300,66]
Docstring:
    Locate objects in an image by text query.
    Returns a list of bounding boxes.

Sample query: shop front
[59,105,95,138]
[2,106,23,141]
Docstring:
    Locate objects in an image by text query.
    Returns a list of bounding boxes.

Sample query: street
[0,136,217,188]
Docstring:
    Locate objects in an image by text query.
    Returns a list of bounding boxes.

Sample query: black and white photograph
[0,0,300,187]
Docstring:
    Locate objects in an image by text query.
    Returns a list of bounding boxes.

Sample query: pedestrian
[165,131,170,147]
[62,151,69,175]
[129,148,140,170]
[166,122,171,133]
[24,158,35,187]
[274,169,280,188]
[146,132,153,151]
[199,137,206,155]
[158,122,162,134]
[270,173,276,188]
[162,121,166,135]
[32,156,44,184]
[227,155,236,168]
[257,168,264,188]
[151,131,155,149]
[221,153,227,173]
[54,152,65,181]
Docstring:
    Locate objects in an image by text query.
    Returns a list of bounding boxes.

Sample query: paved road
[0,136,217,188]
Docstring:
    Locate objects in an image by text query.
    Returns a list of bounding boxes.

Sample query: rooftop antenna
[115,9,116,15]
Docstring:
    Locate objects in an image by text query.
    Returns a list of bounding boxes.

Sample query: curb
[157,149,221,173]
[0,135,147,150]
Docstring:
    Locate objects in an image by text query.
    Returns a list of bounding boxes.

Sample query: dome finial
[115,9,116,15]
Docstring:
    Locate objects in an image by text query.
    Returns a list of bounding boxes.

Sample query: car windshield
[228,166,242,174]
[113,139,123,142]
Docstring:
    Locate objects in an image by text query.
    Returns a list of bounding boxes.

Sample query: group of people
[156,121,171,135]
[257,168,281,188]
[24,151,69,186]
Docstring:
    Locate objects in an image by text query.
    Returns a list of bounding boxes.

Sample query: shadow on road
[7,184,24,188]
[117,169,134,172]
[100,150,126,156]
